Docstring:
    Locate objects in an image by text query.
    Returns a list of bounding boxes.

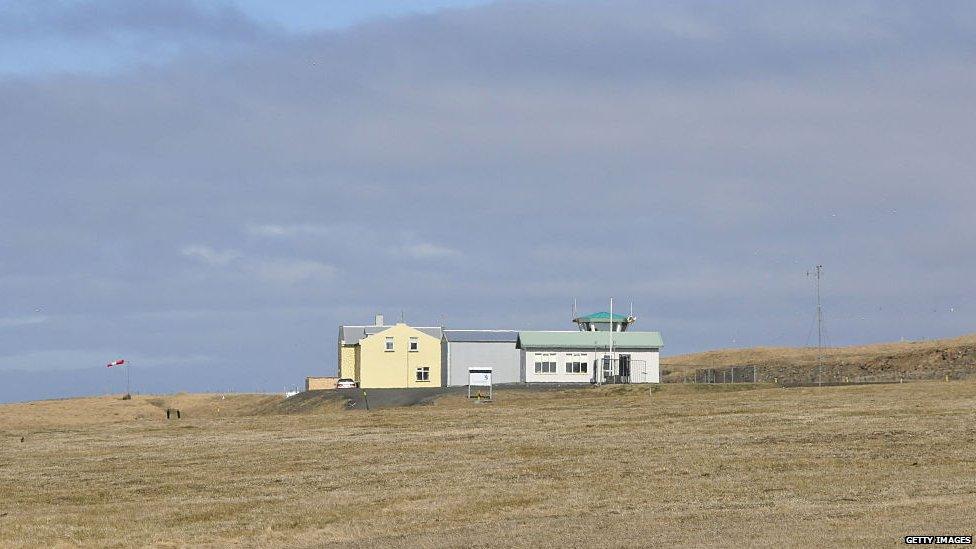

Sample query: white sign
[468,368,492,386]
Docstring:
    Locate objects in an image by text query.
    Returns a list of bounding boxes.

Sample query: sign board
[468,368,492,386]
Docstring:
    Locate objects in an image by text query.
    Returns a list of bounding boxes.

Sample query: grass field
[1,382,974,547]
[662,333,976,384]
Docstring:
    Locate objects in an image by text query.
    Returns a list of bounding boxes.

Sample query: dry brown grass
[1,382,975,547]
[664,332,976,367]
[662,333,976,383]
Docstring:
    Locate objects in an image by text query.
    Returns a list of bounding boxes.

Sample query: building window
[565,353,588,373]
[385,337,394,352]
[416,367,430,382]
[534,353,556,374]
[409,337,419,352]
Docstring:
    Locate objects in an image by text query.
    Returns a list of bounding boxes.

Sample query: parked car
[336,378,357,389]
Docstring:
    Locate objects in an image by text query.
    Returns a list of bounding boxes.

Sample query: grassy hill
[662,333,976,384]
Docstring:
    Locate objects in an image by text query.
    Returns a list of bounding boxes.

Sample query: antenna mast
[815,265,823,386]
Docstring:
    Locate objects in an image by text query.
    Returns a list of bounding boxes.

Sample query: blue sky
[0,0,494,75]
[1,0,975,402]
[230,0,493,32]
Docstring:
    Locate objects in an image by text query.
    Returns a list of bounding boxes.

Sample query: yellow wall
[354,345,361,382]
[306,377,338,390]
[358,323,442,388]
[338,345,357,379]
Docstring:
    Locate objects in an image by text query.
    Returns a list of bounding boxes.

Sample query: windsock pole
[107,359,129,397]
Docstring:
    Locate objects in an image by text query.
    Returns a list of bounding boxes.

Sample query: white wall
[630,350,660,383]
[521,348,660,383]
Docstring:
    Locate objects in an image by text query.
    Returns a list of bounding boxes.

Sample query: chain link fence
[674,364,976,386]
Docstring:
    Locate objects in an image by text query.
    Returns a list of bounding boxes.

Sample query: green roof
[573,311,630,323]
[518,331,663,350]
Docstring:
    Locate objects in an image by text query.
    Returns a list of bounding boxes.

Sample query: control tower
[572,311,636,332]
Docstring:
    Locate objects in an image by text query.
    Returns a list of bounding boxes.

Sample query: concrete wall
[443,340,521,386]
[358,323,443,388]
[521,348,660,383]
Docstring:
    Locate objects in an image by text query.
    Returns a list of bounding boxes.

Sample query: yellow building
[338,315,443,388]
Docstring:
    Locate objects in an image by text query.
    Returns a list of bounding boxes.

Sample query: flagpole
[609,297,614,384]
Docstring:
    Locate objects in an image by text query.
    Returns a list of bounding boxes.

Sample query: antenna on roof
[630,301,633,318]
[607,297,614,384]
[400,309,405,323]
[573,298,577,319]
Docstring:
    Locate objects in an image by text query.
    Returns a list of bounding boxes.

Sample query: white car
[336,378,357,389]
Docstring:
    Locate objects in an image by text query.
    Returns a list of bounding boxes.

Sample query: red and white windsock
[106,359,125,368]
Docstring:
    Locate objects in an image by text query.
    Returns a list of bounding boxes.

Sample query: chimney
[374,314,384,326]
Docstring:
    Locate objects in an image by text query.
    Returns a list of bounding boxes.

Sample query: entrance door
[619,355,631,382]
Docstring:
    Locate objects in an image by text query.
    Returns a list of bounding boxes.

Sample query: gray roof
[339,325,443,344]
[443,330,518,343]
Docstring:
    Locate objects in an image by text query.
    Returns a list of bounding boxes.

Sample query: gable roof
[517,331,663,350]
[340,324,442,344]
[444,330,518,343]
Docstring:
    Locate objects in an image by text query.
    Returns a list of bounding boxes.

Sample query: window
[565,353,588,374]
[409,337,419,352]
[385,337,394,352]
[534,353,557,374]
[416,367,430,382]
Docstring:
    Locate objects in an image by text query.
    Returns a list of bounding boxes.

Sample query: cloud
[2,0,976,401]
[0,315,47,328]
[249,259,337,284]
[181,245,242,266]
[245,223,334,238]
[399,242,460,259]
[181,244,336,284]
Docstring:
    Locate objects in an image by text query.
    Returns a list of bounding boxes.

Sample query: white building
[517,311,663,383]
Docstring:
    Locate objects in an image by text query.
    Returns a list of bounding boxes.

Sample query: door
[619,354,631,382]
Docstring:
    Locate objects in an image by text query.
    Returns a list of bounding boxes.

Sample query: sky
[1,0,975,402]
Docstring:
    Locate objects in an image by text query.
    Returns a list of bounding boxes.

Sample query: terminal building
[335,308,663,389]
